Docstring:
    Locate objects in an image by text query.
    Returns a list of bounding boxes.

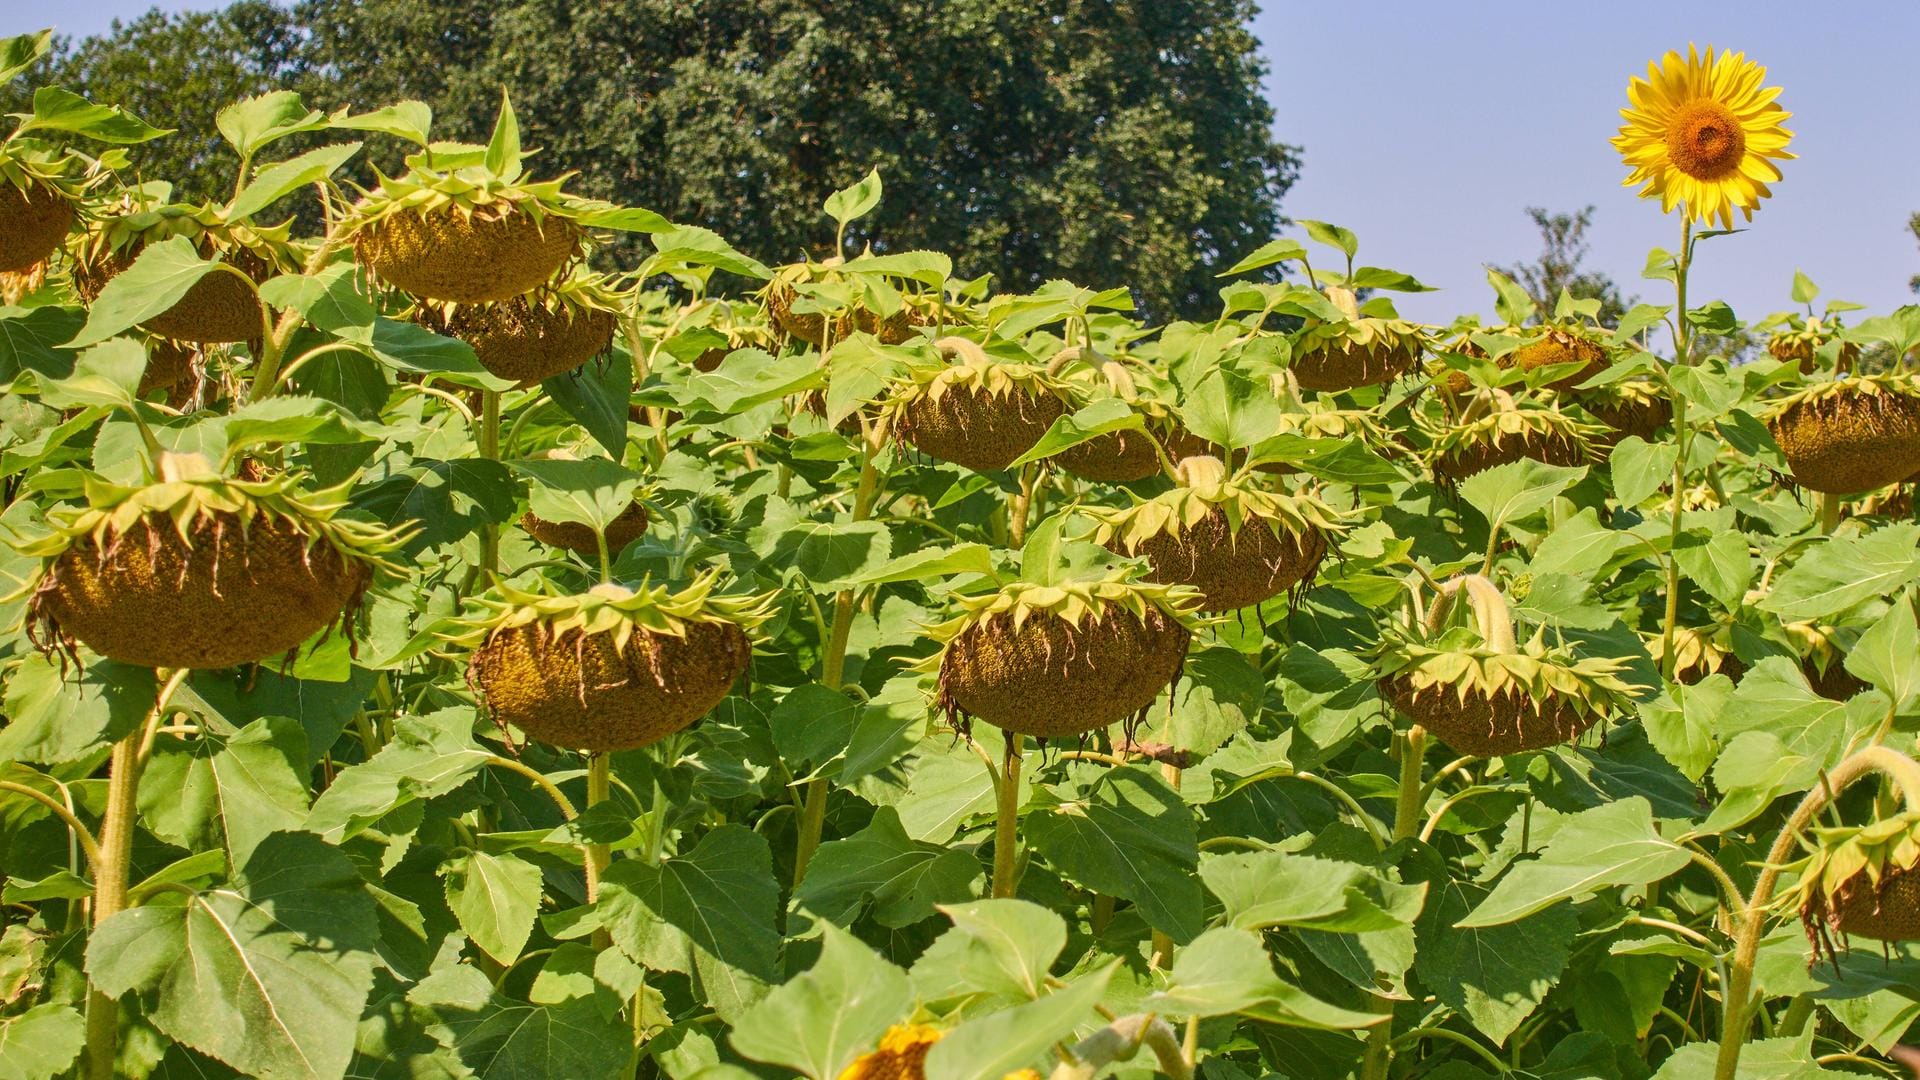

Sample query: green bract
[16,449,406,570]
[18,451,409,669]
[1286,286,1427,392]
[437,571,777,656]
[922,572,1204,648]
[1779,811,1920,957]
[881,338,1075,471]
[1425,391,1606,481]
[1082,455,1343,553]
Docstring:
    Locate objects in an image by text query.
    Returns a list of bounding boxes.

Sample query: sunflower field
[4,26,1920,1080]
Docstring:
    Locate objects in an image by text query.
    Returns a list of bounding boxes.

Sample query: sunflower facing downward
[1612,45,1794,229]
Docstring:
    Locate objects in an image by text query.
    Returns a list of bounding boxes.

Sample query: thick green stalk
[247,235,344,403]
[1393,726,1427,841]
[584,753,611,903]
[85,669,189,1080]
[1714,747,1920,1079]
[1816,491,1842,535]
[478,389,502,579]
[792,434,883,883]
[1660,218,1694,680]
[1008,464,1037,549]
[992,733,1024,899]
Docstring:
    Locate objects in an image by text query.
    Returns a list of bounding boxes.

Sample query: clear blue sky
[10,1,1920,324]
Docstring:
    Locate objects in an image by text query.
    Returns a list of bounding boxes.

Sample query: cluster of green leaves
[3,0,1298,321]
[5,51,1920,1080]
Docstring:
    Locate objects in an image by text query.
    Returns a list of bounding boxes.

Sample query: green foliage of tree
[6,0,1299,320]
[1494,205,1631,326]
[1908,210,1919,293]
[0,4,310,203]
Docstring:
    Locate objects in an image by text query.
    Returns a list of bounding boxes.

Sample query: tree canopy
[6,0,1300,320]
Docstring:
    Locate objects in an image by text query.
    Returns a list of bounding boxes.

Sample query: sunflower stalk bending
[1714,746,1920,1080]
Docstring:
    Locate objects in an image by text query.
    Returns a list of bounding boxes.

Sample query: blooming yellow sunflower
[840,1025,941,1080]
[1612,45,1794,229]
[837,1024,1048,1080]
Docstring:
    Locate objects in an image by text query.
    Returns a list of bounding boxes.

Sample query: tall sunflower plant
[14,21,1920,1080]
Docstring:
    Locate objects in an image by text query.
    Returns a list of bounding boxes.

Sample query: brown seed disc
[1378,677,1595,756]
[1055,429,1164,482]
[766,280,919,347]
[1433,430,1587,481]
[1768,389,1920,495]
[897,386,1065,472]
[1804,660,1867,701]
[357,208,578,304]
[693,346,730,373]
[1510,337,1610,391]
[138,340,196,395]
[1673,651,1745,687]
[865,307,927,346]
[765,280,851,346]
[470,619,751,751]
[1164,428,1216,463]
[939,607,1190,740]
[30,511,369,670]
[1291,340,1418,393]
[520,502,649,556]
[1827,864,1920,942]
[1113,509,1327,612]
[1584,395,1672,446]
[0,182,72,274]
[426,298,615,386]
[1770,336,1861,376]
[76,246,270,344]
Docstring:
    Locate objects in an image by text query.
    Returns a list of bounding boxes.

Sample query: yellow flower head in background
[1612,44,1795,229]
[836,1024,1048,1080]
[839,1025,941,1080]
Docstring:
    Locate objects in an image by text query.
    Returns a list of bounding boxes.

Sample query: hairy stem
[993,733,1024,899]
[477,388,502,579]
[1009,463,1036,549]
[1714,746,1920,1080]
[1816,491,1842,536]
[1393,725,1427,841]
[584,753,611,904]
[247,234,344,403]
[1660,217,1694,680]
[85,668,188,1080]
[1047,1013,1191,1080]
[0,781,100,874]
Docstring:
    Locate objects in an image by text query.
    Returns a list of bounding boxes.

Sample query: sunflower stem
[478,388,502,579]
[1393,725,1427,842]
[1660,217,1694,681]
[793,430,884,884]
[584,753,611,905]
[1009,463,1036,549]
[1816,491,1842,535]
[992,732,1024,899]
[247,235,344,403]
[1714,746,1920,1080]
[84,668,188,1080]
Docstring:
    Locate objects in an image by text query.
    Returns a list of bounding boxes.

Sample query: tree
[1909,211,1919,293]
[8,0,1299,321]
[0,4,311,204]
[1493,205,1630,326]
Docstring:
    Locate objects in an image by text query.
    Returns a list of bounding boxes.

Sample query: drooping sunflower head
[1612,45,1794,229]
[1778,810,1920,962]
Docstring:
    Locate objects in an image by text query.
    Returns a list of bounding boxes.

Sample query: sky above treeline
[7,0,1920,326]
